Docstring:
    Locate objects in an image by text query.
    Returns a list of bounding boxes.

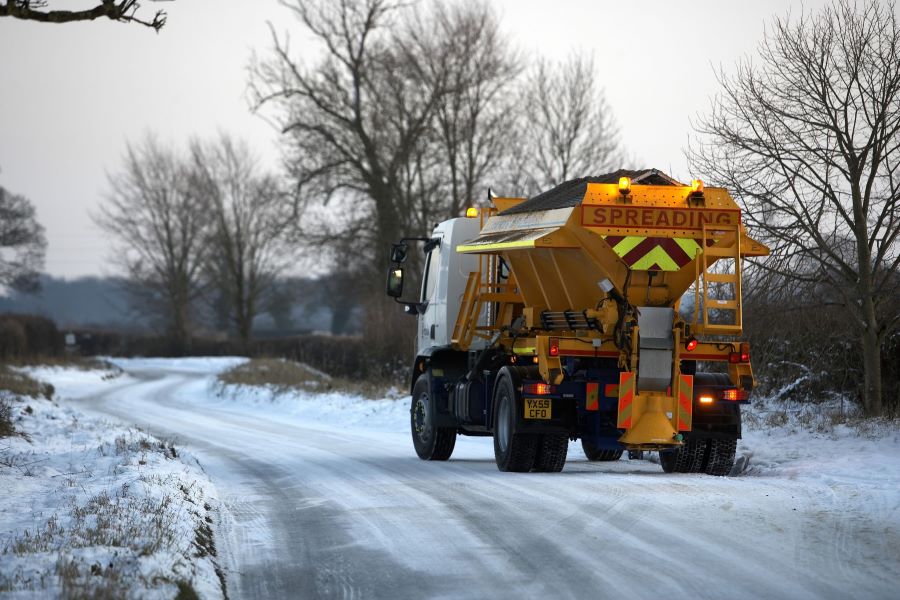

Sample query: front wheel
[411,376,456,461]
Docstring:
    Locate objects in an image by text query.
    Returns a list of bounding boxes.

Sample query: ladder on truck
[452,254,522,351]
[693,224,743,335]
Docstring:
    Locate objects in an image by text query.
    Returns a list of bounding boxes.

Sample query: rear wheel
[533,434,568,472]
[581,439,623,462]
[705,439,737,476]
[411,376,456,461]
[493,376,538,472]
[658,438,737,476]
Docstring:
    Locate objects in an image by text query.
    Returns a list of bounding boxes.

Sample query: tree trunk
[171,298,191,356]
[860,306,884,416]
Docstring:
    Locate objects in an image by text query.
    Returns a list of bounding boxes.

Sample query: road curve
[73,364,898,600]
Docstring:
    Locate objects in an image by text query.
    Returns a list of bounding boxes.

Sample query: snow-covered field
[5,357,899,599]
[0,366,227,599]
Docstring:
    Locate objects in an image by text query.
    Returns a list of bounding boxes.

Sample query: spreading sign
[582,206,740,231]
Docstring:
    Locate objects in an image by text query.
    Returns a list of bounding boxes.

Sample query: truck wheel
[533,435,568,472]
[659,449,677,473]
[493,376,538,472]
[581,439,623,462]
[411,376,456,461]
[704,439,737,476]
[660,438,707,473]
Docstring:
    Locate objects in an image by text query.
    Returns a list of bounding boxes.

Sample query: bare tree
[0,184,46,293]
[0,1,168,30]
[190,135,296,353]
[96,137,209,354]
[690,0,900,416]
[426,1,520,217]
[512,53,623,195]
[251,0,450,280]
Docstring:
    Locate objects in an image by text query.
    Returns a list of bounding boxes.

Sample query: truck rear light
[523,383,555,395]
[721,388,748,401]
[549,337,560,357]
[729,343,751,363]
[728,351,750,363]
[685,336,698,351]
[699,395,714,404]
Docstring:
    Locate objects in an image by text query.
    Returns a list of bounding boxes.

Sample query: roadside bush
[0,318,27,359]
[743,292,897,413]
[0,395,13,438]
[0,313,62,360]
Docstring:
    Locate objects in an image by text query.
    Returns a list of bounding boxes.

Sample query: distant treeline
[0,274,362,337]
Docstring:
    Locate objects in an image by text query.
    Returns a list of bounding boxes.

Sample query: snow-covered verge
[0,367,226,599]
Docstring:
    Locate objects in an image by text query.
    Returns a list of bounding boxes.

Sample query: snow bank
[207,381,410,433]
[0,368,226,599]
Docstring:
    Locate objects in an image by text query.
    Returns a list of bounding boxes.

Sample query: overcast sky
[0,0,830,279]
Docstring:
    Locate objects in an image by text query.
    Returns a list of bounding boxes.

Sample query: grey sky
[0,0,828,279]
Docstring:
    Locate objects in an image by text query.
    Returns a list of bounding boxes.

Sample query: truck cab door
[417,237,445,353]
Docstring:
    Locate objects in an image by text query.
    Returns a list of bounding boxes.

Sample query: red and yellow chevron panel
[676,374,693,431]
[617,372,635,428]
[603,236,701,271]
[586,382,599,411]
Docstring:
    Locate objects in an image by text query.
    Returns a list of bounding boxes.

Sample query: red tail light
[549,337,560,357]
[740,342,751,363]
[728,351,750,364]
[722,388,748,401]
[685,336,698,351]
[523,383,555,395]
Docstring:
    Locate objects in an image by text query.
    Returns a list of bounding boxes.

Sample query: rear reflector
[523,382,555,395]
[722,388,748,401]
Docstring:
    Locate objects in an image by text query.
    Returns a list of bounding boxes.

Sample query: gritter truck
[386,169,770,475]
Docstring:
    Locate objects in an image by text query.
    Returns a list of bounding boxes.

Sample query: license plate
[524,398,551,419]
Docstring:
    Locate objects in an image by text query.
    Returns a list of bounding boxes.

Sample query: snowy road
[46,359,900,600]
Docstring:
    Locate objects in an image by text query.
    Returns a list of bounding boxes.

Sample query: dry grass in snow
[0,367,225,599]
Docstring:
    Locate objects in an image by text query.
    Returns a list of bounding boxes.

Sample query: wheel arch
[409,346,467,395]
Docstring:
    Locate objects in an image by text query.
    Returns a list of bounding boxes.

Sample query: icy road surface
[38,358,900,600]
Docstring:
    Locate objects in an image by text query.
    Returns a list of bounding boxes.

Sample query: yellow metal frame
[451,180,768,448]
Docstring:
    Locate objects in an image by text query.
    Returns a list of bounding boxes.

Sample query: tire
[658,438,736,475]
[660,438,707,473]
[411,376,456,461]
[659,449,677,473]
[705,439,737,476]
[533,434,568,472]
[492,376,539,472]
[581,439,623,462]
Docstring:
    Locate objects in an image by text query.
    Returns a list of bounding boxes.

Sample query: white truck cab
[414,217,484,354]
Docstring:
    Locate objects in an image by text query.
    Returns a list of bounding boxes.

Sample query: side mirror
[390,243,409,264]
[386,266,404,298]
